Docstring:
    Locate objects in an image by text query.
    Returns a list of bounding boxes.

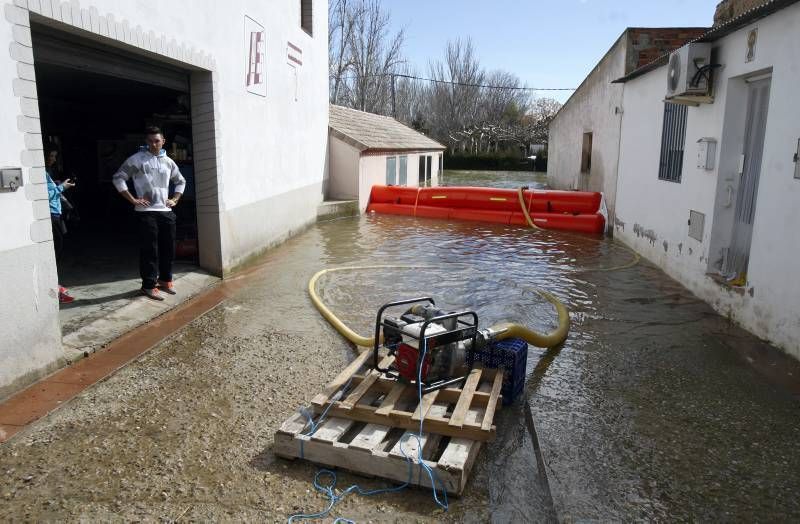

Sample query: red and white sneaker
[157,280,176,295]
[58,289,74,304]
[141,287,165,301]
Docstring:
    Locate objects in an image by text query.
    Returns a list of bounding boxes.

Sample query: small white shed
[328,105,446,212]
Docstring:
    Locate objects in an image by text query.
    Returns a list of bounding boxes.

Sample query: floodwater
[312,179,800,520]
[440,169,547,189]
[2,170,799,521]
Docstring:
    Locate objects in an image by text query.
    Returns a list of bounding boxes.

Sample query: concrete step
[317,199,359,221]
[61,270,220,362]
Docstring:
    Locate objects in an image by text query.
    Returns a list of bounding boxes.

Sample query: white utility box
[697,137,716,170]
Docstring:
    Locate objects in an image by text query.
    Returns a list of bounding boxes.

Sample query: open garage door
[31,22,209,340]
[32,28,189,92]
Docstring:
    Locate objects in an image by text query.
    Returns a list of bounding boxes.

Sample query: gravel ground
[0,249,548,522]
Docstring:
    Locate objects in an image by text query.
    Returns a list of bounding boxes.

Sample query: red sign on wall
[244,16,266,97]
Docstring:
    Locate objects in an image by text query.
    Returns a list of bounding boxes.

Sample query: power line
[394,73,576,91]
[334,72,575,91]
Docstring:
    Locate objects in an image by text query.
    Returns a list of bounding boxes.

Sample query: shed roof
[329,105,445,152]
[613,0,800,84]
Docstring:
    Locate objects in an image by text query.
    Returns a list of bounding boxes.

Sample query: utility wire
[333,72,575,91]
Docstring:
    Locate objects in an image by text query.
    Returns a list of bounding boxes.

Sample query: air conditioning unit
[666,43,713,99]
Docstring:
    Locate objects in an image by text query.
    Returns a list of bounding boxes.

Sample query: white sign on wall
[245,16,266,97]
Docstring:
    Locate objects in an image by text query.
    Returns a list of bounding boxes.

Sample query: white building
[0,0,328,399]
[548,27,707,226]
[328,105,445,212]
[613,0,800,360]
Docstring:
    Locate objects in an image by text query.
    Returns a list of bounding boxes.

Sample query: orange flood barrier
[366,185,606,234]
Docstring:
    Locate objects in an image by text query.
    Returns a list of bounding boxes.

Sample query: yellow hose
[516,186,544,230]
[589,244,640,272]
[309,266,570,349]
[308,265,435,348]
[488,290,570,348]
[516,187,640,273]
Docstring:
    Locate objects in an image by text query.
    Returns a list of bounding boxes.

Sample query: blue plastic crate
[472,338,528,405]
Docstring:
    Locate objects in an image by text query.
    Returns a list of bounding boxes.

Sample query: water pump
[372,298,503,392]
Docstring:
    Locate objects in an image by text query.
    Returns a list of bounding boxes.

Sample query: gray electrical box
[0,168,23,192]
[697,138,716,170]
[688,210,705,241]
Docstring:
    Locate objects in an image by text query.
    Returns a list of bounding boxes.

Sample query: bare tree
[328,0,405,114]
[428,38,484,149]
[527,97,561,144]
[394,67,430,130]
[328,0,359,105]
[328,5,561,160]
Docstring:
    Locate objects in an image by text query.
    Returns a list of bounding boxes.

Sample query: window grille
[658,102,688,182]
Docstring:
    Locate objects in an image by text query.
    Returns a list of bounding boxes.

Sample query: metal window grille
[658,102,688,182]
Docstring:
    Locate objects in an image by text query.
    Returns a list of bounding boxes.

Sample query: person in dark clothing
[45,147,76,304]
[112,127,186,301]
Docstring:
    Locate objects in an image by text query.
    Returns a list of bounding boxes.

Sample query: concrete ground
[0,254,497,522]
[55,233,218,360]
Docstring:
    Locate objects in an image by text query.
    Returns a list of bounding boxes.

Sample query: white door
[723,77,771,281]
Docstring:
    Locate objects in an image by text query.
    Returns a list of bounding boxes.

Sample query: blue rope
[414,339,449,511]
[288,345,449,522]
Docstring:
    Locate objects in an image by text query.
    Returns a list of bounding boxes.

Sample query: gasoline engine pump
[372,297,505,392]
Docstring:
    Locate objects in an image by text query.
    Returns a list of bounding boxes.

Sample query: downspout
[609,81,626,237]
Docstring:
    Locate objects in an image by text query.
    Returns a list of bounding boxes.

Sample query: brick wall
[625,28,709,73]
[713,0,770,26]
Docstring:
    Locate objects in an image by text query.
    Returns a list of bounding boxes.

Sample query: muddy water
[2,170,799,521]
[308,169,800,520]
[441,169,547,189]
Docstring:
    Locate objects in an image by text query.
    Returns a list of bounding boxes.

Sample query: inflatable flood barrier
[366,185,606,234]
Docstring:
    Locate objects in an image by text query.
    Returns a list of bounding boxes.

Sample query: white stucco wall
[328,136,359,200]
[358,151,442,211]
[1,0,64,400]
[615,2,800,360]
[0,0,329,398]
[548,35,627,223]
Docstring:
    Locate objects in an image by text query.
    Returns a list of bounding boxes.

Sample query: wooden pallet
[309,351,504,442]
[274,382,492,495]
[273,352,504,495]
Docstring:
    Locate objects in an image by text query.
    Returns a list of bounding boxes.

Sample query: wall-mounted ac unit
[666,43,713,100]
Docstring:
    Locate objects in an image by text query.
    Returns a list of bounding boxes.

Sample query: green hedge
[444,152,547,171]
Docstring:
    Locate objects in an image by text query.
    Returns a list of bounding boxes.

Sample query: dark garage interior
[32,25,201,331]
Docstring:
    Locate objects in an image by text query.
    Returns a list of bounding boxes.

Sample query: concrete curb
[524,395,559,522]
[317,200,359,221]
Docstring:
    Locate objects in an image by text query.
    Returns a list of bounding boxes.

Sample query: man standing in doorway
[112,127,186,301]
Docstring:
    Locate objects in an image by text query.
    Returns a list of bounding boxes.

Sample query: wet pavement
[1,170,799,521]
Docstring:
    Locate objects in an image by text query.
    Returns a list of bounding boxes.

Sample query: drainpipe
[610,82,626,237]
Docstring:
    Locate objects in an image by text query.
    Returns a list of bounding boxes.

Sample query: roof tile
[329,105,445,151]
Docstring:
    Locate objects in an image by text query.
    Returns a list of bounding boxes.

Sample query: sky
[385,0,721,103]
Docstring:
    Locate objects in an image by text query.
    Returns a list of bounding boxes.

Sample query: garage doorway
[31,24,215,337]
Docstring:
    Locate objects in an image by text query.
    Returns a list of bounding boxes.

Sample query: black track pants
[138,211,176,290]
